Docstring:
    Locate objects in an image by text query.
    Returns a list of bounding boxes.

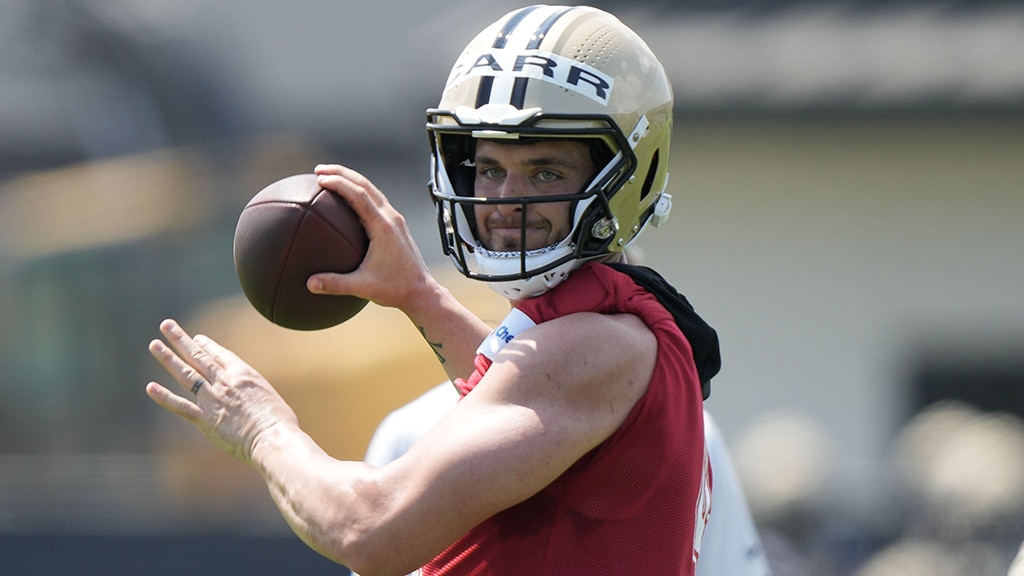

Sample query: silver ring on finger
[191,379,205,395]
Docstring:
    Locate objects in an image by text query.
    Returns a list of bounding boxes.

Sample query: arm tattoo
[419,326,446,365]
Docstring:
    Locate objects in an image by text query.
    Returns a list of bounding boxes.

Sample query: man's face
[472,139,596,252]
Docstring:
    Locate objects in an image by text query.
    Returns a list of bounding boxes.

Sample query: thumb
[307,272,362,297]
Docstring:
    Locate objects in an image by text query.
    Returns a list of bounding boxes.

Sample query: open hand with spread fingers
[145,318,299,466]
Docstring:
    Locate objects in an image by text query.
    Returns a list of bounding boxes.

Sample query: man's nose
[496,173,527,213]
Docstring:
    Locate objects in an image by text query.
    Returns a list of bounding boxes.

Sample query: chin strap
[484,259,580,300]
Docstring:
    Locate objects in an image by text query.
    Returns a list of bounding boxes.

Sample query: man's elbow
[316,522,426,576]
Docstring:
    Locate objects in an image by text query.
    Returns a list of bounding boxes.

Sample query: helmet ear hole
[639,149,660,201]
[588,139,615,172]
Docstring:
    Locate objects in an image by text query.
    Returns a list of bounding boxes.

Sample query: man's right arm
[308,164,491,380]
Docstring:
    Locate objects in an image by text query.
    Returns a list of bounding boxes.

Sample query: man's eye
[481,167,504,178]
[537,170,558,182]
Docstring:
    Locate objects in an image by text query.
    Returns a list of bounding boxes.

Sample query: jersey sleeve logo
[475,307,538,360]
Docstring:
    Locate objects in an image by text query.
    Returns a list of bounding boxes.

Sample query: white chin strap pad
[485,259,579,300]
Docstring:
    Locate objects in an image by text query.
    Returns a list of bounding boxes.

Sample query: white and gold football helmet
[427,4,674,299]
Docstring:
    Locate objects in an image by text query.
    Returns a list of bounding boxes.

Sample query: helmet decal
[448,48,615,108]
[506,6,575,107]
[448,5,613,109]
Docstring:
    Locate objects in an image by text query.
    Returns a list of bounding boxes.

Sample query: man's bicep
[400,378,596,511]
[375,313,654,558]
[486,312,657,439]
[406,312,655,505]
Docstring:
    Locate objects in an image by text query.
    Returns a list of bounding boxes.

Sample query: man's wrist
[249,420,301,473]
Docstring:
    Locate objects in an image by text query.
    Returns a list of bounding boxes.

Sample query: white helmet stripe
[509,6,575,108]
[476,5,577,108]
[474,6,534,107]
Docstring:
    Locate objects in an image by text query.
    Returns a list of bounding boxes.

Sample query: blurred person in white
[364,381,772,576]
[147,5,723,575]
[1009,541,1024,576]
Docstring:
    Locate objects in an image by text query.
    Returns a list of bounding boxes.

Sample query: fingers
[149,319,222,397]
[146,319,209,425]
[146,319,295,464]
[315,163,374,189]
[310,164,431,309]
[314,163,373,194]
[309,165,381,297]
[145,381,203,422]
[314,164,385,220]
[149,338,201,395]
[193,333,237,370]
[163,320,223,373]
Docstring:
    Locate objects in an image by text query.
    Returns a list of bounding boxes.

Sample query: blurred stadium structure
[1,0,1023,574]
[4,0,1024,176]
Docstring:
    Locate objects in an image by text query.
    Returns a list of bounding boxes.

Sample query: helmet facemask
[429,109,635,299]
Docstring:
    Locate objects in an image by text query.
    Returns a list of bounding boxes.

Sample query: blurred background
[1,0,1023,574]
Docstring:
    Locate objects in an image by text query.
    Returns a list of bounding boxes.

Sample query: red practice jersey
[426,263,710,576]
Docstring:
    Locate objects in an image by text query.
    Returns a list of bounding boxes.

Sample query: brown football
[233,174,369,330]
